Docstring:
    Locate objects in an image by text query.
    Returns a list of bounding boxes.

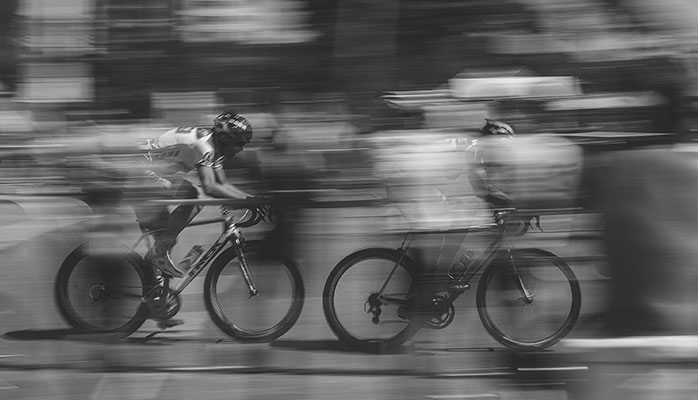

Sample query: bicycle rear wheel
[476,248,581,350]
[322,248,422,353]
[55,245,154,334]
[204,241,304,342]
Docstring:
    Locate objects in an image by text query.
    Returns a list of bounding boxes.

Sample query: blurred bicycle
[323,208,581,353]
[55,197,305,342]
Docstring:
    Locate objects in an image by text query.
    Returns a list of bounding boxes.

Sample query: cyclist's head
[479,119,515,138]
[212,112,253,153]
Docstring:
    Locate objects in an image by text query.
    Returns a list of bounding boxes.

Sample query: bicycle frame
[128,209,259,299]
[380,212,526,304]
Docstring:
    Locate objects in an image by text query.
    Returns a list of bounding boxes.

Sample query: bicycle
[55,198,305,342]
[322,209,581,353]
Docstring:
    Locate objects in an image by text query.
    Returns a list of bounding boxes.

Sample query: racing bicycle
[322,209,581,353]
[55,198,305,342]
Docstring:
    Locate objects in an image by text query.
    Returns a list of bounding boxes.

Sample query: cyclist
[399,119,516,319]
[136,111,255,279]
[465,118,515,208]
[433,118,517,265]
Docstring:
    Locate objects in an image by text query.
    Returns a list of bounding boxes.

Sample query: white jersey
[144,127,224,176]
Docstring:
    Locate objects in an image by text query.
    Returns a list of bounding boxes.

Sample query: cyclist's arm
[214,164,253,198]
[197,164,251,199]
[469,163,512,207]
[446,138,477,180]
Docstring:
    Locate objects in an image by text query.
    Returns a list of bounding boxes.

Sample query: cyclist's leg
[129,173,201,276]
[129,174,202,250]
[154,179,203,327]
[126,171,174,237]
[400,233,460,317]
[133,204,169,240]
[156,179,202,252]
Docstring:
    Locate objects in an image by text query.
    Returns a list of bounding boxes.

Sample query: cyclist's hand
[486,191,513,208]
[245,196,272,222]
[256,204,273,222]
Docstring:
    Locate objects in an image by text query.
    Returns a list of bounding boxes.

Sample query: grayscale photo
[0,0,697,399]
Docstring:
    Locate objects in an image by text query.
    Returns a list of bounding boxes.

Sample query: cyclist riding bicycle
[399,119,517,319]
[433,119,518,272]
[137,111,255,279]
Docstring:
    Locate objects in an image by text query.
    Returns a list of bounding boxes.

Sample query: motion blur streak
[1,0,698,399]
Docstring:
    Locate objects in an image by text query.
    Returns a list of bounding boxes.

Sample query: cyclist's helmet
[479,119,515,137]
[213,112,253,144]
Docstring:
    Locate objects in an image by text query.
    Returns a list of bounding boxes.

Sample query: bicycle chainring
[424,294,455,330]
[148,288,181,320]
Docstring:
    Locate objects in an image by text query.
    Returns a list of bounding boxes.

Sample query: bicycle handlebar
[148,197,273,229]
[148,197,272,208]
[221,203,272,228]
[492,209,545,235]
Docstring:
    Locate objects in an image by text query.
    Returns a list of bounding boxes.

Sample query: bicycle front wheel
[204,241,304,342]
[55,245,154,334]
[476,248,581,350]
[322,248,422,353]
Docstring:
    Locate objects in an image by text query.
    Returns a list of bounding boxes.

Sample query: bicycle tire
[204,240,304,342]
[476,248,581,350]
[322,248,423,353]
[55,245,154,334]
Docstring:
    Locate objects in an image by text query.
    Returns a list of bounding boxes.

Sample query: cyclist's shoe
[156,318,184,330]
[146,248,183,278]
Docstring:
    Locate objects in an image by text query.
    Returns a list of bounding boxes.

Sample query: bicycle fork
[228,226,258,298]
[506,248,534,304]
[197,222,259,298]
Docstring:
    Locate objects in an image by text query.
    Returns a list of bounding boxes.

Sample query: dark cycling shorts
[127,172,200,233]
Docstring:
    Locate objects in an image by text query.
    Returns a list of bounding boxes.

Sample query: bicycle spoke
[489,267,570,339]
[477,249,581,350]
[330,257,413,342]
[58,253,148,332]
[214,262,292,329]
[205,242,304,342]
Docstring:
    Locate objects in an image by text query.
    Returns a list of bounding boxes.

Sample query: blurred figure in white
[464,119,517,208]
[398,118,582,319]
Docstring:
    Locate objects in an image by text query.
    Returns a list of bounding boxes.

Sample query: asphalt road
[0,369,574,400]
[0,199,607,399]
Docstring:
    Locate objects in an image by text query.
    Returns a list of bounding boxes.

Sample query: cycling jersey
[143,126,224,176]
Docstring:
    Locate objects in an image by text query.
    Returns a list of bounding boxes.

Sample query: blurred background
[2,0,697,209]
[2,1,698,399]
